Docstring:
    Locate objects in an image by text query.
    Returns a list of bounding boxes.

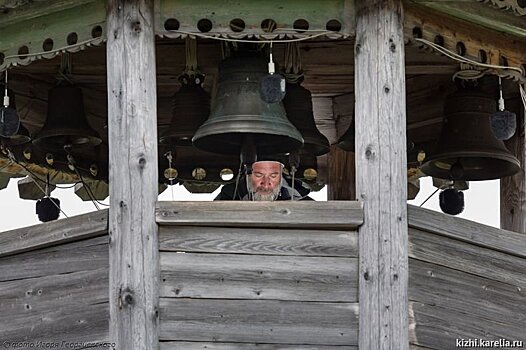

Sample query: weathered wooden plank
[160,298,358,345]
[160,342,357,350]
[159,226,357,257]
[408,205,526,258]
[409,302,526,349]
[0,236,108,282]
[355,0,409,349]
[156,201,363,229]
[409,228,526,288]
[1,302,109,344]
[107,1,159,349]
[409,259,526,327]
[0,209,108,257]
[0,267,108,314]
[160,252,357,302]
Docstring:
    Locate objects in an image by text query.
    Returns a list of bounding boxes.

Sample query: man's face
[249,161,283,201]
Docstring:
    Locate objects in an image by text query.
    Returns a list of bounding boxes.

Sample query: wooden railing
[156,201,363,349]
[2,203,525,349]
[0,210,109,345]
[408,205,526,349]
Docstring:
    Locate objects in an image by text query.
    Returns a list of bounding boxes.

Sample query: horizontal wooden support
[408,205,526,259]
[160,252,357,302]
[159,226,358,257]
[0,267,108,312]
[0,236,108,282]
[156,201,363,229]
[409,301,526,348]
[160,342,358,350]
[160,298,358,345]
[0,209,108,258]
[409,227,526,288]
[1,301,109,344]
[409,259,526,331]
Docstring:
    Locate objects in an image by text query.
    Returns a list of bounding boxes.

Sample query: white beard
[248,183,281,201]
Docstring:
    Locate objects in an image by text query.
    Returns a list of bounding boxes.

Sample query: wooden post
[501,96,526,234]
[328,146,356,200]
[355,0,409,348]
[107,1,159,349]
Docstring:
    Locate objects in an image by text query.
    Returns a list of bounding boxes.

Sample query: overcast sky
[0,176,499,232]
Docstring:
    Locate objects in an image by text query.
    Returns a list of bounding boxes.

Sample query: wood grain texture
[409,227,526,288]
[159,226,358,257]
[408,205,526,258]
[160,252,357,302]
[156,201,363,229]
[160,298,358,345]
[0,268,109,342]
[107,1,159,349]
[409,259,526,329]
[409,301,526,349]
[355,0,409,348]
[0,236,107,282]
[0,209,107,257]
[0,302,109,345]
[327,146,356,201]
[160,342,357,350]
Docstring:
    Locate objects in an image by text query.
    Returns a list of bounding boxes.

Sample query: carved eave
[0,0,106,71]
[405,1,526,84]
[478,0,526,16]
[155,0,355,40]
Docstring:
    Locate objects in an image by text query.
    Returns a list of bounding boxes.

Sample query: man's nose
[259,177,269,185]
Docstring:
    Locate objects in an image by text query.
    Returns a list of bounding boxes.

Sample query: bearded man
[214,160,312,201]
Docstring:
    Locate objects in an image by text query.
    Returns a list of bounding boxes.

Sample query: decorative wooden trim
[0,0,106,71]
[408,205,526,259]
[156,201,364,229]
[0,209,108,258]
[107,0,159,349]
[155,0,355,40]
[404,1,526,84]
[355,0,409,348]
[477,0,526,16]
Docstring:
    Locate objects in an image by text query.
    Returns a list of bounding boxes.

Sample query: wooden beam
[501,96,526,234]
[156,201,364,229]
[107,1,159,349]
[355,0,409,348]
[0,209,107,258]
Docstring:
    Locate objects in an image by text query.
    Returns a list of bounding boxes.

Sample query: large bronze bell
[421,84,520,181]
[160,74,210,147]
[192,52,303,155]
[282,82,330,156]
[33,85,101,150]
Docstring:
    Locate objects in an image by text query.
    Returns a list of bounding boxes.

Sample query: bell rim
[421,151,521,180]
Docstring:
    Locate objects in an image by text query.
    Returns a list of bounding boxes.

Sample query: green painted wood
[0,0,106,70]
[157,0,355,38]
[409,0,526,38]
